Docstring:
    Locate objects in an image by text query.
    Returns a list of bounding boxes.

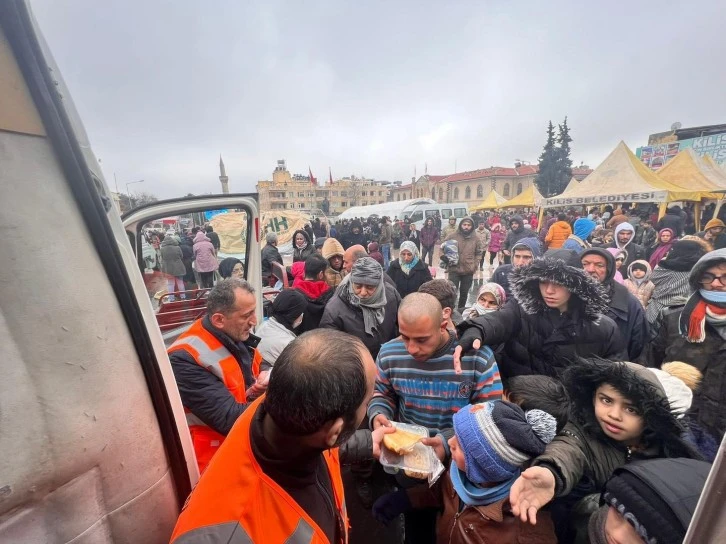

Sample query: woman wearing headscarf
[292,229,314,262]
[606,247,627,284]
[320,257,401,358]
[647,228,676,268]
[255,289,307,372]
[386,241,433,299]
[462,282,506,320]
[218,257,244,279]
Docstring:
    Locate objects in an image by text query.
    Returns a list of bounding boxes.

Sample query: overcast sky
[30,0,725,198]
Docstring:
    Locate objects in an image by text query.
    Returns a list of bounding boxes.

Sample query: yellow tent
[500,184,543,209]
[698,154,726,192]
[542,141,710,208]
[656,148,726,195]
[563,177,580,193]
[471,190,508,211]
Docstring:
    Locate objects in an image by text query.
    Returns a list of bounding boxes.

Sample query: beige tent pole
[694,202,702,232]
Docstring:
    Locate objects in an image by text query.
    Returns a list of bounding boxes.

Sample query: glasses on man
[699,273,726,285]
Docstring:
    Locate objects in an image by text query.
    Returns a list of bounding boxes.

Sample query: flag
[309,166,316,186]
[329,167,333,185]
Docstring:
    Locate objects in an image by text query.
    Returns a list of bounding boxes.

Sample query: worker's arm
[170,353,249,435]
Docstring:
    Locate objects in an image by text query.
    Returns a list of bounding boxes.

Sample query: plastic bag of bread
[378,422,445,487]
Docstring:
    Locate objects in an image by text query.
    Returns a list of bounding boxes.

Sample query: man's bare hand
[509,467,556,525]
[452,339,481,374]
[372,414,392,430]
[371,426,396,459]
[421,436,446,462]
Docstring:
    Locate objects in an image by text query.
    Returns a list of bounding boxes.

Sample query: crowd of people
[161,202,726,544]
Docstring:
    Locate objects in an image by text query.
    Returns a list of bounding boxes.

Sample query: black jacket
[491,264,514,298]
[292,229,315,263]
[502,218,530,253]
[581,247,648,360]
[458,259,626,381]
[261,244,283,278]
[205,231,221,251]
[169,316,260,436]
[341,221,368,250]
[386,258,433,299]
[319,283,401,358]
[657,209,684,237]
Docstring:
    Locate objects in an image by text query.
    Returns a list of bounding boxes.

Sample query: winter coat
[458,259,626,381]
[291,229,315,263]
[321,237,346,288]
[534,361,699,497]
[407,467,557,544]
[605,209,628,229]
[609,223,645,278]
[261,243,282,278]
[502,216,530,253]
[490,238,543,298]
[538,216,557,244]
[254,317,297,368]
[193,232,218,273]
[293,278,335,334]
[378,223,392,245]
[386,258,433,299]
[419,224,440,248]
[341,221,368,249]
[160,236,187,277]
[561,218,596,255]
[442,224,458,240]
[544,220,572,249]
[474,226,491,251]
[488,225,505,253]
[408,229,421,250]
[623,261,655,308]
[205,230,221,252]
[319,283,401,358]
[445,217,484,275]
[179,236,196,282]
[581,248,648,360]
[658,208,685,237]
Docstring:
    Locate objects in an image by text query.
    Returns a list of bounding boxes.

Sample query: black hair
[191,226,200,234]
[418,279,457,311]
[205,225,213,233]
[265,330,368,436]
[304,253,328,279]
[631,262,648,272]
[557,213,567,221]
[506,375,570,432]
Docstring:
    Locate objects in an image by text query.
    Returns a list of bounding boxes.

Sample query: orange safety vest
[168,318,261,473]
[170,396,348,544]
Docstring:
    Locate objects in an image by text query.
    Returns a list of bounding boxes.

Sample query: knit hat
[350,257,383,287]
[705,218,725,231]
[453,401,557,485]
[271,289,307,329]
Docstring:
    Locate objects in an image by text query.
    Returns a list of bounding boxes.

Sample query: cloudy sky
[30,0,725,198]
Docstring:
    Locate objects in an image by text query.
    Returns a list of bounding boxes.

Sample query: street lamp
[125,179,144,206]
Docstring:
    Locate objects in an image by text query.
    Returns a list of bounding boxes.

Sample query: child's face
[594,384,644,445]
[632,268,646,279]
[448,435,467,472]
[604,506,642,544]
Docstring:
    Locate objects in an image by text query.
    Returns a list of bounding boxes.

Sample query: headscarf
[336,257,387,336]
[648,228,676,268]
[399,241,420,275]
[218,257,244,279]
[471,282,506,316]
[606,247,627,284]
[271,289,307,331]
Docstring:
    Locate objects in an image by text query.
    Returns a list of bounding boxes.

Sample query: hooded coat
[657,206,685,237]
[192,231,218,273]
[490,237,542,298]
[341,220,368,250]
[488,223,505,253]
[291,229,315,263]
[609,222,645,278]
[649,249,726,442]
[581,247,648,360]
[624,260,655,308]
[562,218,597,255]
[321,237,346,288]
[545,220,573,249]
[534,359,700,498]
[160,236,187,277]
[502,215,530,254]
[458,259,626,381]
[444,217,484,275]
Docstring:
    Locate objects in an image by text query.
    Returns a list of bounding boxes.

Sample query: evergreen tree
[554,117,573,195]
[535,121,558,197]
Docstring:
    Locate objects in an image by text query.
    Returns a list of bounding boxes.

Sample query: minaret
[219,155,229,194]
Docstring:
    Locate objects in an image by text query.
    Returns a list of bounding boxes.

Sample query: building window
[517,182,523,195]
[332,191,338,196]
[341,191,348,197]
[503,183,510,197]
[397,194,401,201]
[379,191,383,196]
[362,191,366,196]
[341,201,347,207]
[431,188,436,199]
[453,187,459,200]
[288,192,294,198]
[477,184,483,198]
[298,203,305,208]
[438,188,444,201]
[465,186,471,199]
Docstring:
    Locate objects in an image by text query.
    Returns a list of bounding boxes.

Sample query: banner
[636,132,726,168]
[261,210,312,248]
[543,191,668,208]
[209,212,248,256]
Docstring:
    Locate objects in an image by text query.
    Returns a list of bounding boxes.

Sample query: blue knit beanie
[453,401,557,485]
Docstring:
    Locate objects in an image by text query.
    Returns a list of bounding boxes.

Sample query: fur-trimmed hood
[510,257,609,321]
[564,359,699,459]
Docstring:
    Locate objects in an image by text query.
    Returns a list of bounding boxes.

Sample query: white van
[402,202,470,229]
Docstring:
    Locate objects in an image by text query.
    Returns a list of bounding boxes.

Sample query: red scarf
[688,300,726,342]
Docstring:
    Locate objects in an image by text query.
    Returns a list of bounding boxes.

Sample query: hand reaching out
[509,466,556,525]
[371,426,396,459]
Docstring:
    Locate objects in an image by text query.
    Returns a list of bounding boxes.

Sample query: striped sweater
[367,337,502,437]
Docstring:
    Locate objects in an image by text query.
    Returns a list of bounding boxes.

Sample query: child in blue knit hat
[373,375,568,543]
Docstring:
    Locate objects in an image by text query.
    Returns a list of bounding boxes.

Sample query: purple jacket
[193,232,218,273]
[419,225,440,247]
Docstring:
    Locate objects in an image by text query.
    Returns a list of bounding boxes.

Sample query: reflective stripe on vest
[169,335,231,382]
[171,518,316,544]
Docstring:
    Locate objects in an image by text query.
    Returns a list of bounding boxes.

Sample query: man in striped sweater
[367,292,502,543]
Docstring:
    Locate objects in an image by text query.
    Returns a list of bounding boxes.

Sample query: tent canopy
[656,148,726,195]
[471,190,508,211]
[543,141,712,208]
[500,184,542,209]
[564,177,580,193]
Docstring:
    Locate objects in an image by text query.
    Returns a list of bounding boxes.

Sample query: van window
[424,209,438,218]
[454,208,467,218]
[409,210,424,223]
[441,208,453,219]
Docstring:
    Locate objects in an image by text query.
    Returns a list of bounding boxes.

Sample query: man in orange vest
[171,329,393,544]
[168,278,262,473]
